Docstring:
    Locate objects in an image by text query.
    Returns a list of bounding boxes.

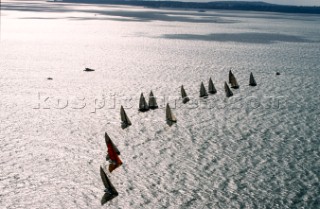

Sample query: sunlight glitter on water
[0,1,319,209]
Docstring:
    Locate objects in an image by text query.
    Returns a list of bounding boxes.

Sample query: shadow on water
[3,0,320,23]
[2,1,240,23]
[160,32,316,44]
[3,0,320,25]
[97,11,239,23]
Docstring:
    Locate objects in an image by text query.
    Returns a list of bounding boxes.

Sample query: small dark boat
[84,68,95,72]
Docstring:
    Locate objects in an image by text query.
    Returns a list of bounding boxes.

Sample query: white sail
[249,72,257,86]
[120,105,131,126]
[148,91,158,109]
[139,93,149,111]
[200,82,208,97]
[181,85,190,103]
[166,103,177,122]
[224,82,233,97]
[208,78,217,94]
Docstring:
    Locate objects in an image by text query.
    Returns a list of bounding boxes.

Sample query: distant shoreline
[59,0,320,14]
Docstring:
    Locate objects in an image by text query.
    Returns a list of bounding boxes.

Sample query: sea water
[0,1,319,209]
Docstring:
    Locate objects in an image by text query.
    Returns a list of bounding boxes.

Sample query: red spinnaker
[107,142,122,172]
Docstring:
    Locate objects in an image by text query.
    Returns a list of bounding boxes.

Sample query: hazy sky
[175,0,320,6]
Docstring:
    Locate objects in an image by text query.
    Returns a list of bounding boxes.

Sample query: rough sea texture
[0,1,319,209]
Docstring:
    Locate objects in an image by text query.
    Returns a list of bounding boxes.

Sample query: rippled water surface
[0,1,319,209]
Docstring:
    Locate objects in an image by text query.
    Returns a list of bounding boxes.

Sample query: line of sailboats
[100,71,257,204]
[101,132,123,205]
[120,71,256,127]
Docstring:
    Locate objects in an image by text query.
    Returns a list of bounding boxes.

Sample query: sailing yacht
[200,82,208,97]
[208,78,217,94]
[105,132,120,162]
[120,105,131,127]
[148,91,158,109]
[230,73,239,89]
[224,82,233,97]
[249,72,257,86]
[181,85,190,103]
[100,167,118,205]
[166,103,177,122]
[139,93,149,111]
